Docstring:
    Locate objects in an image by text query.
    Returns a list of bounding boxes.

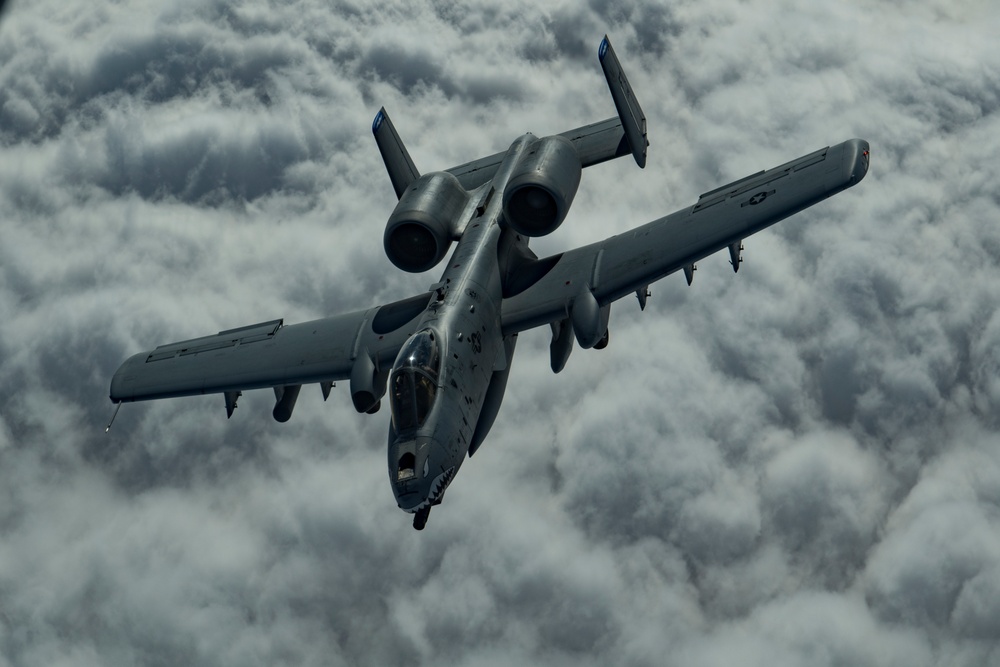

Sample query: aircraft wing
[110,292,433,412]
[500,138,871,335]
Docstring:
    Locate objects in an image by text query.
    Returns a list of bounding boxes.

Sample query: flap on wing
[693,146,830,213]
[145,319,283,362]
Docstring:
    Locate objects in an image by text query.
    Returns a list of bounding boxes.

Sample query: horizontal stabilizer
[599,35,647,168]
[444,36,648,189]
[446,117,630,190]
[373,107,420,199]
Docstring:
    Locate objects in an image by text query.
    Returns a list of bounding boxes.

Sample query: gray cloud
[2,0,1000,665]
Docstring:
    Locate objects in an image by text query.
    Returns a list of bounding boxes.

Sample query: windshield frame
[389,329,442,433]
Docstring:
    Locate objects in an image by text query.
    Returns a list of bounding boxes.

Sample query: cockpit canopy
[390,329,441,433]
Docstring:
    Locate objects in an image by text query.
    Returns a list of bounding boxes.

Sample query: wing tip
[372,107,387,135]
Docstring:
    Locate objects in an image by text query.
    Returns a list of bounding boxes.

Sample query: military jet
[110,36,869,529]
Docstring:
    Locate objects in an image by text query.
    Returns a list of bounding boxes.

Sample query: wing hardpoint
[500,139,871,334]
[110,293,432,404]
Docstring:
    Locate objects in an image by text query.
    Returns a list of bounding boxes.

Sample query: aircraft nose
[392,438,423,485]
[389,436,433,509]
[388,436,455,515]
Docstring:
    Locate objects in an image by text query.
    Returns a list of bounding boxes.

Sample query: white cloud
[2,0,1000,664]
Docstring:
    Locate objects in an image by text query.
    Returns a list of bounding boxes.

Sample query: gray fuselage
[386,135,535,518]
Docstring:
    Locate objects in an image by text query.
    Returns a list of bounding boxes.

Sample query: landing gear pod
[351,351,386,413]
[272,385,302,422]
[549,318,574,373]
[570,287,610,349]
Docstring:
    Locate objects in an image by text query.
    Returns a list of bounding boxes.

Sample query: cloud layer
[2,1,1000,665]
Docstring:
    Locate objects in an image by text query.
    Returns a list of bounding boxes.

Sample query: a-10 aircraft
[110,36,869,529]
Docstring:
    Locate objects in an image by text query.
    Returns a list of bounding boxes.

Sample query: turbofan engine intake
[384,171,468,273]
[502,135,582,237]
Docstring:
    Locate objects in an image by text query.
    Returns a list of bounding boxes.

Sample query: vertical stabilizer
[372,107,420,199]
[598,36,648,168]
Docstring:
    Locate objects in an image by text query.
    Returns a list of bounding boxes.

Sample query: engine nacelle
[502,135,582,237]
[384,171,468,273]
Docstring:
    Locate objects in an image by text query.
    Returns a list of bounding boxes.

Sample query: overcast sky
[2,0,999,665]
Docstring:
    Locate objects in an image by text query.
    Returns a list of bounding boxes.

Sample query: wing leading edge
[500,138,871,335]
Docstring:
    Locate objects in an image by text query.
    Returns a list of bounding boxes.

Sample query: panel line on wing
[692,147,830,214]
[146,319,284,363]
[591,248,605,290]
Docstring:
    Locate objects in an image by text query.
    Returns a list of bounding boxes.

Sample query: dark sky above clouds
[2,0,1000,665]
